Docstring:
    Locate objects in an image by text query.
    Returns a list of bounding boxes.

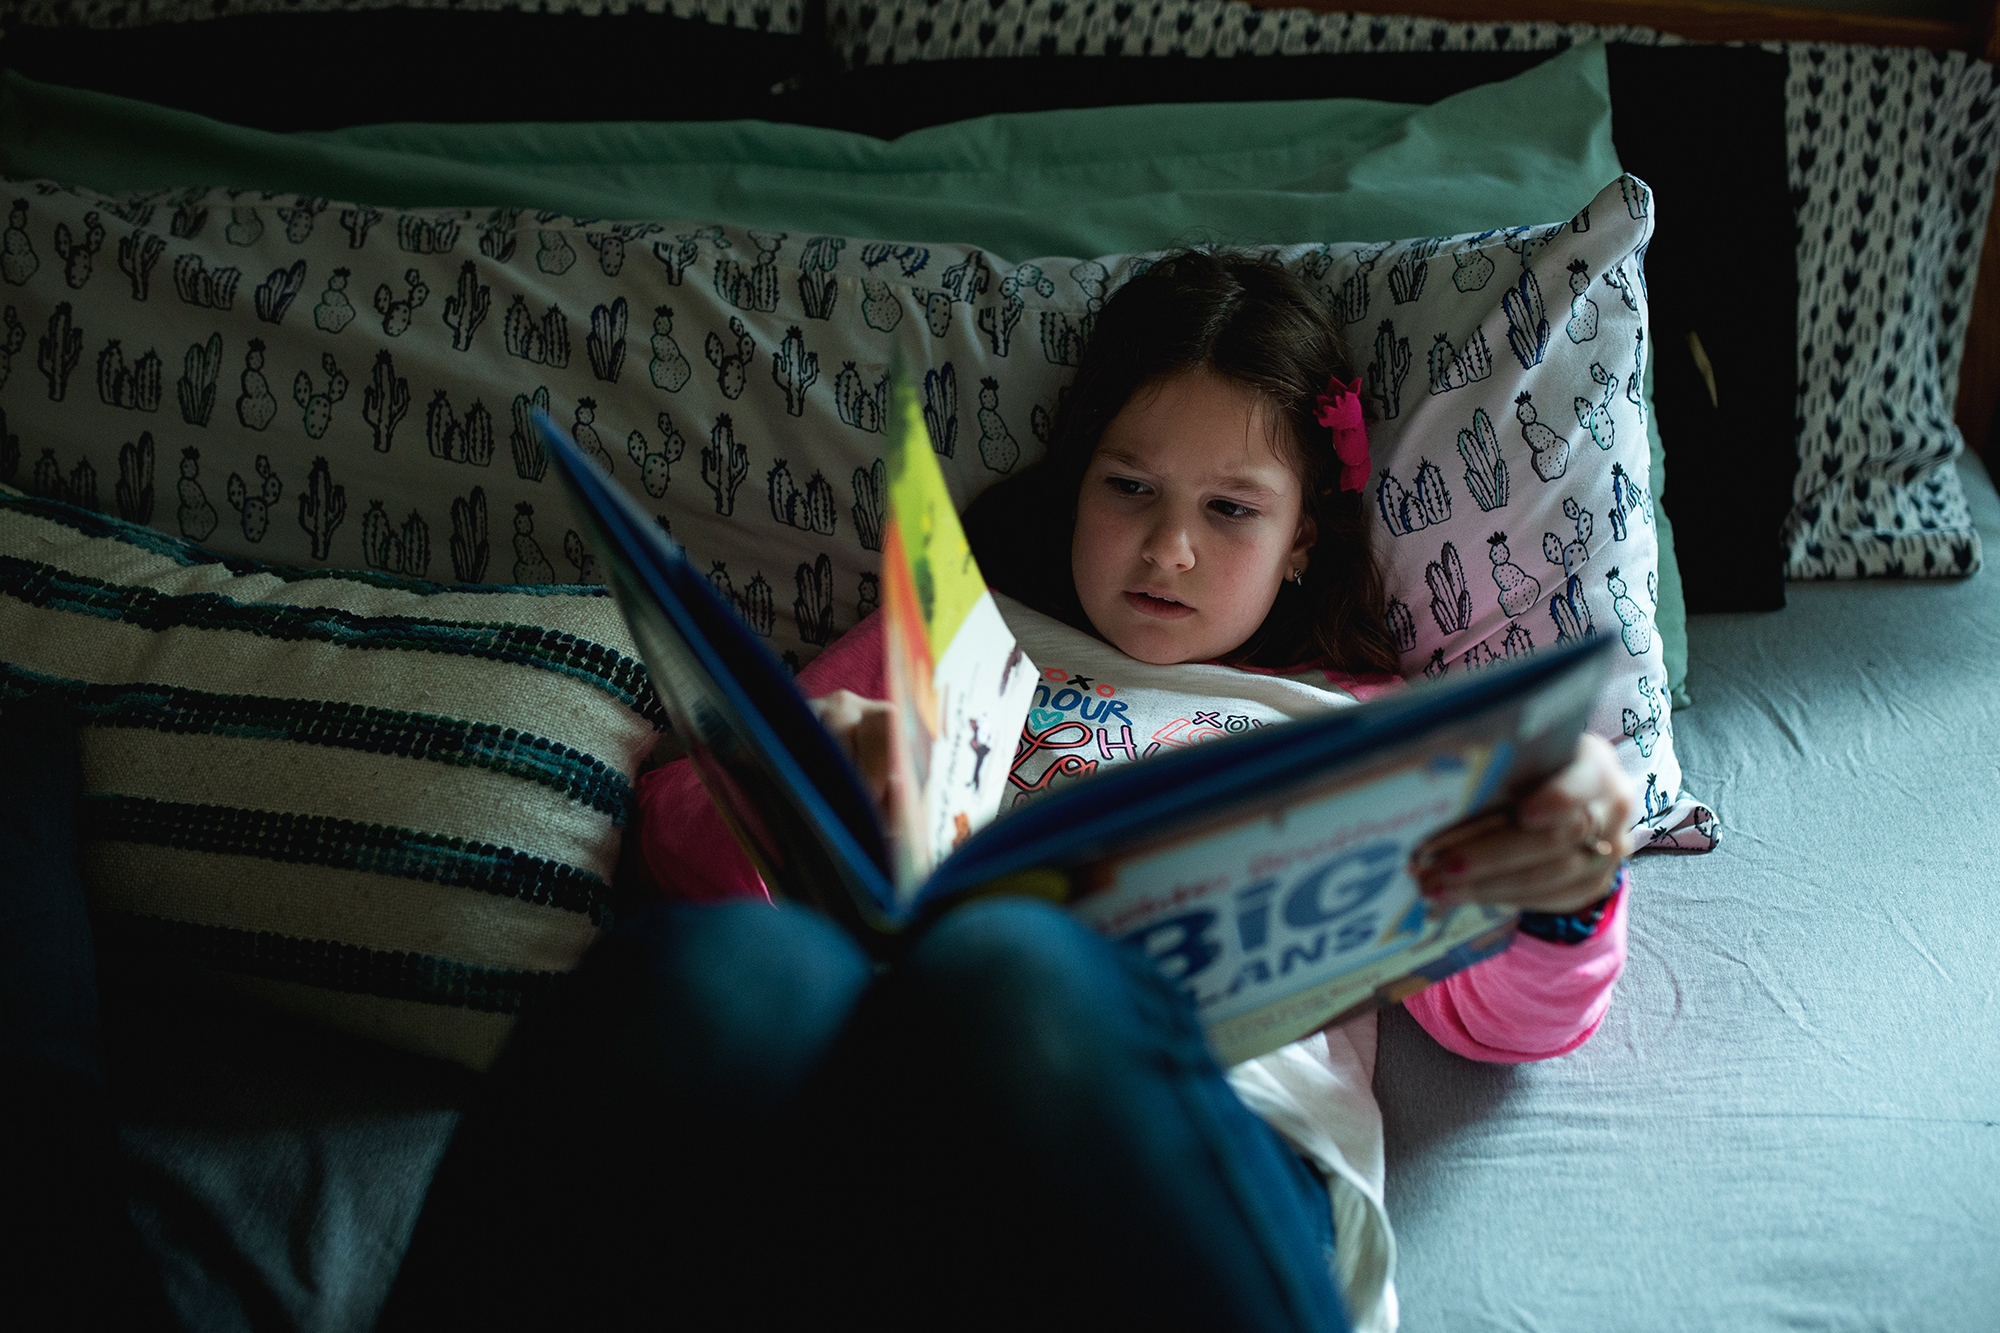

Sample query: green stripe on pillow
[1,481,661,1069]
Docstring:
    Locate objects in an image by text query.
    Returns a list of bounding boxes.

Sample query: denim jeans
[383,896,1350,1332]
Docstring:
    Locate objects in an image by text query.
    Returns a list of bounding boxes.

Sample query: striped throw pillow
[0,481,662,1069]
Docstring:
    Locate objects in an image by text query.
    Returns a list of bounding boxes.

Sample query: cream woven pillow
[0,481,661,1069]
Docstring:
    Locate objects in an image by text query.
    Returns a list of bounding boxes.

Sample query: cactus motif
[296,456,346,560]
[97,340,162,412]
[1543,497,1593,576]
[1461,640,1503,671]
[360,501,430,576]
[226,207,265,247]
[1503,620,1535,658]
[38,303,83,401]
[740,573,776,636]
[536,230,576,276]
[360,350,410,454]
[977,262,1052,357]
[397,214,461,255]
[1323,241,1385,325]
[834,361,890,433]
[1451,248,1493,293]
[1608,462,1653,542]
[584,223,661,278]
[1646,570,1657,608]
[941,250,994,306]
[32,448,97,510]
[798,236,844,320]
[176,333,222,426]
[1425,541,1473,635]
[857,572,880,621]
[1365,320,1411,420]
[1642,773,1665,820]
[335,205,378,249]
[571,399,612,474]
[512,503,554,582]
[442,260,492,352]
[793,553,835,646]
[851,457,886,551]
[649,306,691,391]
[3,200,39,285]
[54,212,105,290]
[115,432,154,523]
[1514,392,1570,483]
[1601,263,1637,312]
[1422,649,1448,680]
[1387,237,1442,304]
[172,254,241,309]
[1565,260,1600,343]
[1384,598,1416,653]
[703,315,756,399]
[292,353,347,438]
[225,454,283,541]
[976,377,1019,473]
[563,529,597,583]
[921,362,958,457]
[627,412,687,498]
[1627,328,1647,418]
[772,324,818,416]
[651,227,723,285]
[767,459,837,535]
[861,279,903,333]
[478,209,519,264]
[1621,676,1662,757]
[1486,533,1542,617]
[373,268,430,337]
[586,297,628,382]
[1456,408,1508,512]
[119,229,165,300]
[451,487,489,582]
[1502,267,1550,370]
[1375,458,1451,537]
[915,290,953,338]
[502,296,571,368]
[1039,310,1092,367]
[274,197,325,244]
[236,339,275,430]
[314,268,356,333]
[425,390,494,466]
[715,230,783,312]
[859,242,929,277]
[1619,177,1651,219]
[1548,573,1595,644]
[702,414,749,515]
[1606,567,1650,656]
[252,260,307,325]
[1575,363,1620,451]
[508,386,551,482]
[0,306,21,392]
[1427,328,1493,395]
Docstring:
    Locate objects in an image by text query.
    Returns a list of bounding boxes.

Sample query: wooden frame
[1248,0,2000,460]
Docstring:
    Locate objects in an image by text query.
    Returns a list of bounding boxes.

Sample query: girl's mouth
[1124,590,1197,620]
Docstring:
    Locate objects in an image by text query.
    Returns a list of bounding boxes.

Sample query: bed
[1,0,1995,1327]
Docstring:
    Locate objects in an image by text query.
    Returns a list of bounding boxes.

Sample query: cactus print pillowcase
[0,170,1707,849]
[0,482,662,1069]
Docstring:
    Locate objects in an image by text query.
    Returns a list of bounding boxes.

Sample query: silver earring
[1290,569,1304,586]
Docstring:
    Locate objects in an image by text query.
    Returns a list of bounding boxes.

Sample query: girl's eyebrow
[1097,447,1285,498]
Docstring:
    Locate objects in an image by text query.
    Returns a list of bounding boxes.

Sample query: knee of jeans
[903,897,1207,1091]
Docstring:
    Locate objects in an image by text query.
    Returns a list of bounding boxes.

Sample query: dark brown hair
[963,248,1400,674]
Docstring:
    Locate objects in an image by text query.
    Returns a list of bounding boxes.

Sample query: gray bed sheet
[113,461,2000,1333]
[1378,453,2000,1331]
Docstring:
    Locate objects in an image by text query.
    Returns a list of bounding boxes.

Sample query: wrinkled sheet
[1378,455,2000,1331]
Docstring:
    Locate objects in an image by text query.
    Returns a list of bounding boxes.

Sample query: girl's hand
[807,690,897,818]
[1410,733,1637,915]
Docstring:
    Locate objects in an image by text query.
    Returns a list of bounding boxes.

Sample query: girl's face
[1071,369,1316,665]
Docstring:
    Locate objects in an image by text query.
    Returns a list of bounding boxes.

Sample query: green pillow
[0,40,1685,699]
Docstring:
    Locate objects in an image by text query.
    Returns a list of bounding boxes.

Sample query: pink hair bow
[1315,376,1370,493]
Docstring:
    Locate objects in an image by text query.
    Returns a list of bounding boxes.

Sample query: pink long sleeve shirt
[636,605,1627,1066]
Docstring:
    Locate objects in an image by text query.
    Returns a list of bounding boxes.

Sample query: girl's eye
[1107,476,1150,497]
[1209,499,1257,519]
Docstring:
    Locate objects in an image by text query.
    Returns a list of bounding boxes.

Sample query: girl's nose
[1141,520,1195,571]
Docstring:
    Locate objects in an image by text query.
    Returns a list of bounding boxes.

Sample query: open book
[536,376,1612,1066]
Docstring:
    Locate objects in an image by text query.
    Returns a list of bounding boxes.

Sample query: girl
[384,251,1635,1333]
[615,251,1635,1330]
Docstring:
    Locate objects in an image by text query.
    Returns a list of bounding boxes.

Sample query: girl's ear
[1290,510,1319,575]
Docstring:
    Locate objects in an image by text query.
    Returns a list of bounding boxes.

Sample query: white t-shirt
[992,594,1402,1333]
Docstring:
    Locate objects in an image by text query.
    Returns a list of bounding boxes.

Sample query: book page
[881,369,1038,900]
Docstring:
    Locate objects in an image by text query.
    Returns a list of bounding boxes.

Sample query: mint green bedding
[0,40,1685,696]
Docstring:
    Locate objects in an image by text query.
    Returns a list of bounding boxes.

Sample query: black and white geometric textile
[826,0,2000,581]
[1,0,800,30]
